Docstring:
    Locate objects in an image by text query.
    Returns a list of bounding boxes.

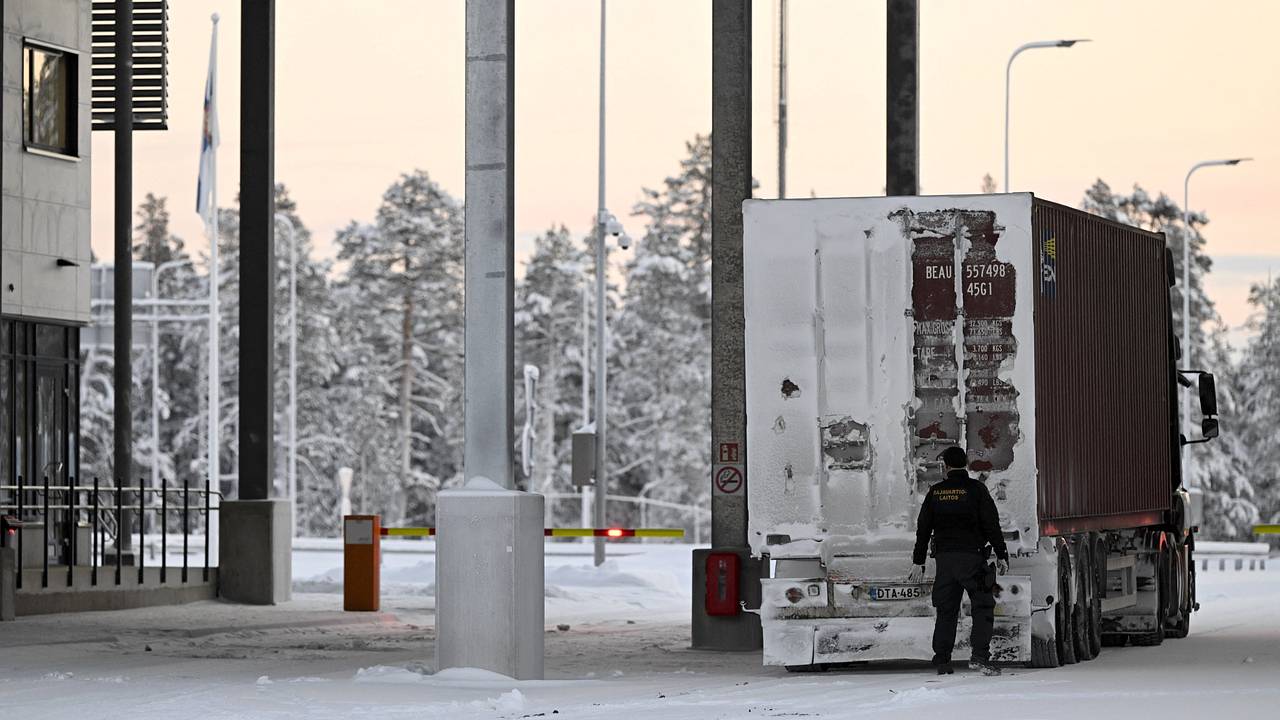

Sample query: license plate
[867,585,926,601]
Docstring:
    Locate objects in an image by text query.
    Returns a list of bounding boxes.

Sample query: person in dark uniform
[908,446,1009,676]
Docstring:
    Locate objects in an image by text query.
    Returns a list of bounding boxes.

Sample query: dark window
[23,41,78,158]
[35,324,66,358]
[1,319,79,489]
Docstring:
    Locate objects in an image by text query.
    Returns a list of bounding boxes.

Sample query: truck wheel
[1131,540,1167,647]
[1167,543,1191,639]
[1056,547,1078,664]
[1074,547,1096,661]
[1030,635,1059,668]
[1088,538,1105,656]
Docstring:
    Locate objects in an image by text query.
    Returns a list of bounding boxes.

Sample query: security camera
[617,233,632,250]
[605,215,624,237]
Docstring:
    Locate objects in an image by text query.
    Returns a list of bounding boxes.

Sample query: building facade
[2,0,92,569]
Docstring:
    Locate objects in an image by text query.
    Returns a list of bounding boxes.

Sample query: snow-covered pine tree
[610,136,714,529]
[515,226,591,523]
[332,171,465,525]
[1082,180,1257,537]
[1240,276,1280,535]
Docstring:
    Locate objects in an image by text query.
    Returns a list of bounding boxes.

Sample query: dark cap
[940,446,968,470]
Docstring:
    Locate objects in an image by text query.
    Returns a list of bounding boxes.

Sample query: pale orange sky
[90,0,1279,345]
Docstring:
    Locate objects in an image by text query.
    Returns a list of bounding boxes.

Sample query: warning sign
[714,466,743,494]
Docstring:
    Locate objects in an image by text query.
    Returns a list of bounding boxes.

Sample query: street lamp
[149,258,197,495]
[1180,157,1250,483]
[274,213,299,538]
[1004,39,1089,192]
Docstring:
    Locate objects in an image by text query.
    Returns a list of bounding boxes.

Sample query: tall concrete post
[886,0,919,196]
[437,0,544,680]
[693,0,763,652]
[220,0,291,605]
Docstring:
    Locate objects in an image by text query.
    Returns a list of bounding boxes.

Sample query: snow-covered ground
[2,542,1277,719]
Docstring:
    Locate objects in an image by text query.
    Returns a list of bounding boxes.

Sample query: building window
[1,318,80,490]
[23,41,78,158]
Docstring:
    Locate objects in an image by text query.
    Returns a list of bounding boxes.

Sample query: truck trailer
[742,193,1219,668]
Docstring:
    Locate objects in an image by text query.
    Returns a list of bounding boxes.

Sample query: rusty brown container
[1032,198,1178,535]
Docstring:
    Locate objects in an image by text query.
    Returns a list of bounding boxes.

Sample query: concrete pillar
[695,0,763,652]
[463,0,516,490]
[886,0,919,196]
[219,0,290,605]
[438,0,544,679]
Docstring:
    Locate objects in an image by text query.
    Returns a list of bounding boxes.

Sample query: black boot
[936,663,954,675]
[968,659,1001,676]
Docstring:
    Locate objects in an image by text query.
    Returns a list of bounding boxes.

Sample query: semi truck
[742,193,1219,669]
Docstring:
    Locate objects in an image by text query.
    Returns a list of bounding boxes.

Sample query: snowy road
[1,543,1276,719]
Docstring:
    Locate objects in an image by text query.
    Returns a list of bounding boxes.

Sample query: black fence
[0,477,219,590]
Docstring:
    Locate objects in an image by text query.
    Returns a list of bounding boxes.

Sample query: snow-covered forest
[80,137,1280,540]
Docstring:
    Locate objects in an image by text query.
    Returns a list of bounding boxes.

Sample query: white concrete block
[23,155,79,206]
[1,87,18,143]
[22,198,53,254]
[2,32,20,91]
[20,0,78,49]
[2,194,20,250]
[436,479,544,680]
[2,142,20,195]
[2,2,20,34]
[1,250,21,311]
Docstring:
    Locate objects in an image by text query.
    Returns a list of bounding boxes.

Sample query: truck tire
[1074,546,1096,661]
[1088,537,1105,656]
[1167,542,1191,639]
[1131,539,1167,647]
[1030,635,1059,668]
[1057,547,1078,664]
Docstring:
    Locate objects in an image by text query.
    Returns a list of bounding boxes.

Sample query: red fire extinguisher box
[704,551,741,616]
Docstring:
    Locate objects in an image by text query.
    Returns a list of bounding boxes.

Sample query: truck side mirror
[1198,374,1218,417]
[1201,417,1219,440]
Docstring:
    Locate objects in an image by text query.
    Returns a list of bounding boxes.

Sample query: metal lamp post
[1180,157,1250,483]
[150,258,196,493]
[274,213,299,537]
[1004,39,1088,192]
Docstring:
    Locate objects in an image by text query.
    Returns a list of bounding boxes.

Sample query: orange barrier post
[343,515,380,611]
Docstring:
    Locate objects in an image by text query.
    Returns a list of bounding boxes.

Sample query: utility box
[343,515,381,612]
[572,424,596,488]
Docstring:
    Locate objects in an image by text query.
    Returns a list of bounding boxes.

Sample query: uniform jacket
[912,469,1009,565]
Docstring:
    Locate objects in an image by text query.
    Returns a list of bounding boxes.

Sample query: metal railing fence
[0,476,220,590]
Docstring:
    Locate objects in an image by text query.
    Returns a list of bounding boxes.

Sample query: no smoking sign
[714,465,743,494]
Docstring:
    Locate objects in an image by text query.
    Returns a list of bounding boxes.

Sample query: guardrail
[0,477,220,590]
[1195,540,1270,572]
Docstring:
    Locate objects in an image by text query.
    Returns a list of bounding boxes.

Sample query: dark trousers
[931,552,996,664]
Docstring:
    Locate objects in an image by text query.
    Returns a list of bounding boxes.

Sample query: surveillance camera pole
[592,0,609,567]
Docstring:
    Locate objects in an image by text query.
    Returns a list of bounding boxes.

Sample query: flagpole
[207,13,221,563]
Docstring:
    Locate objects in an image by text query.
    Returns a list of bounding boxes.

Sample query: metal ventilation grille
[91,0,170,131]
